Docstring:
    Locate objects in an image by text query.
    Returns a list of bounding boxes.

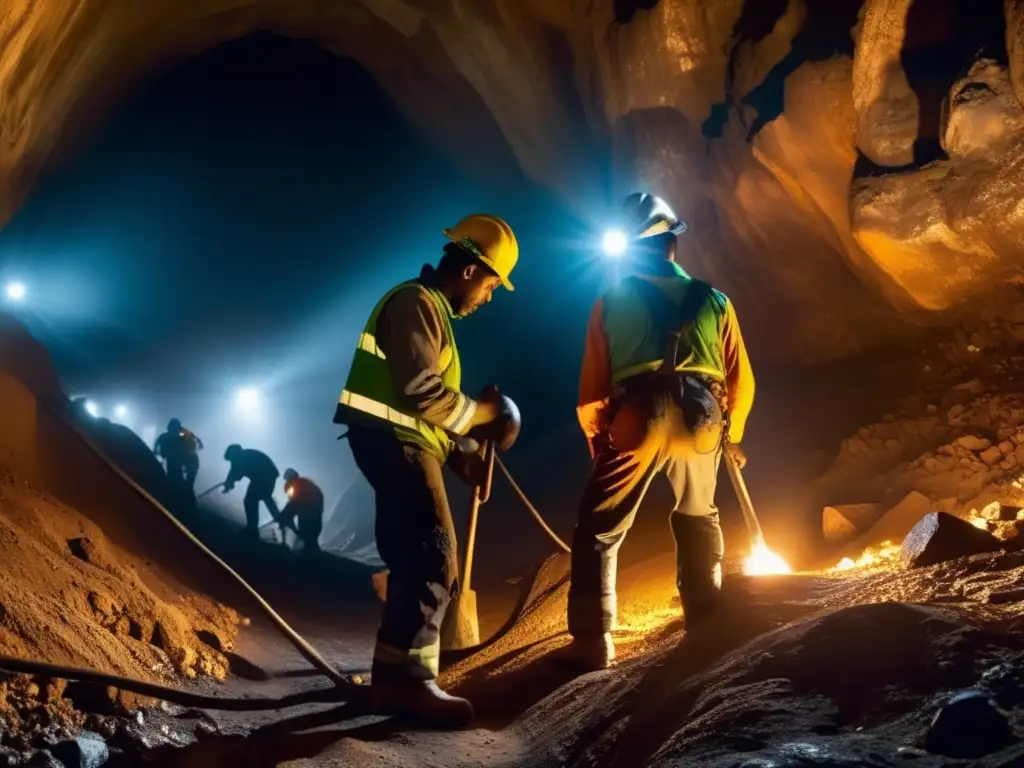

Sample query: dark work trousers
[281,502,324,553]
[165,458,186,487]
[243,477,280,535]
[348,424,458,683]
[568,386,725,640]
[182,454,199,492]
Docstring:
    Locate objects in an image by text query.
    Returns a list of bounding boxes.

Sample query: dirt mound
[506,554,1024,767]
[0,319,243,755]
[0,469,239,731]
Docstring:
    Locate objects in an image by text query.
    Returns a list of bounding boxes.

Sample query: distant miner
[564,192,755,671]
[154,418,204,494]
[280,468,324,554]
[334,213,522,727]
[221,444,287,540]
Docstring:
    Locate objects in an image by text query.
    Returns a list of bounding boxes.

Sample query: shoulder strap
[623,276,712,374]
[662,278,712,373]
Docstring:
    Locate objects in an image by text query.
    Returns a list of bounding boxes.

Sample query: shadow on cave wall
[899,0,1008,167]
[705,0,865,140]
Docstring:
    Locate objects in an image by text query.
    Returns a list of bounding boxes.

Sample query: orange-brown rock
[3,0,1024,362]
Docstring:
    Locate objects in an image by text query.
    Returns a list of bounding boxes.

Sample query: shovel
[442,440,495,651]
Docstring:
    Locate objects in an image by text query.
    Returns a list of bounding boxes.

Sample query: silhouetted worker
[563,193,755,672]
[222,444,283,539]
[154,418,204,493]
[280,468,324,554]
[334,213,522,727]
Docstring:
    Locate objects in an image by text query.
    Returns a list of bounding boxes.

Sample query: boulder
[901,512,1005,569]
[50,733,109,768]
[842,490,934,554]
[821,503,883,543]
[924,689,1016,758]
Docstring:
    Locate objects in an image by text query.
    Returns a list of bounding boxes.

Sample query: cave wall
[3,0,1024,363]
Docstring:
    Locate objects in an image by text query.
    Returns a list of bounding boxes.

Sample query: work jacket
[284,476,324,514]
[335,264,477,462]
[225,449,279,485]
[577,260,755,448]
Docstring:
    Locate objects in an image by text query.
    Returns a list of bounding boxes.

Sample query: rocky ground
[2,318,1024,766]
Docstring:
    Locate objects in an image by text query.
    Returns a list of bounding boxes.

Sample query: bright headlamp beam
[4,281,26,302]
[602,229,628,258]
[84,400,101,418]
[235,387,260,411]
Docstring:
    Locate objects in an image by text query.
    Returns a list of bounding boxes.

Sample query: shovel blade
[441,588,480,651]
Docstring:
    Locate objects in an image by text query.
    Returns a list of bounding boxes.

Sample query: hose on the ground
[0,656,357,711]
[494,455,571,554]
[0,412,569,709]
[43,406,355,689]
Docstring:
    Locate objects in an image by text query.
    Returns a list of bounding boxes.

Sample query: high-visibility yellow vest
[337,280,462,461]
[604,263,728,384]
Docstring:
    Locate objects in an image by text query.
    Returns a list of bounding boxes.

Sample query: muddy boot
[673,513,724,628]
[552,632,615,672]
[367,678,474,728]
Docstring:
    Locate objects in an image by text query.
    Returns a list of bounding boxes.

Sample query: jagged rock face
[852,59,1024,311]
[2,0,1024,362]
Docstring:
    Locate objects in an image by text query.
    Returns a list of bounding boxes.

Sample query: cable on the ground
[49,406,355,689]
[494,455,571,554]
[0,656,358,711]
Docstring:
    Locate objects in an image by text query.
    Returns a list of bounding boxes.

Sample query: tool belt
[605,371,725,455]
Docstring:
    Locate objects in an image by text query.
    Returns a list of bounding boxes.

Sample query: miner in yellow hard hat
[333,213,523,728]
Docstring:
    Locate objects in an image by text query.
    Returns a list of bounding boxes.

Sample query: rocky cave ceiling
[2,0,1024,363]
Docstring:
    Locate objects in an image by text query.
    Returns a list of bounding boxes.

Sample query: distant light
[235,387,260,412]
[114,404,129,420]
[602,229,628,258]
[4,281,26,302]
[84,400,101,418]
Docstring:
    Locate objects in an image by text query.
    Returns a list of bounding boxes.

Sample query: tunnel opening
[0,32,498,541]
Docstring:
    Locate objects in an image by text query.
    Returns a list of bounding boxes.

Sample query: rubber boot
[672,513,724,628]
[553,632,616,672]
[367,674,474,728]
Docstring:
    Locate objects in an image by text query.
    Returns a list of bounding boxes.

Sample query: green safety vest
[604,263,728,384]
[337,280,462,461]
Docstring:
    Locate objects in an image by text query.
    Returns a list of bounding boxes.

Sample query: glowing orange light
[742,538,792,576]
[831,540,901,571]
[970,516,988,530]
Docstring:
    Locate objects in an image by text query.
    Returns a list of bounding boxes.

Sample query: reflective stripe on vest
[338,388,420,430]
[338,281,463,460]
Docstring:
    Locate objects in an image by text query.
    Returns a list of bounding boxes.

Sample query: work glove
[448,444,488,488]
[469,385,521,452]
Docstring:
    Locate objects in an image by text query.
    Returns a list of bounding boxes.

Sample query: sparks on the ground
[742,537,792,576]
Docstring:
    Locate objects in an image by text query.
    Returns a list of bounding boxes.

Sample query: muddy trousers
[567,409,724,639]
[349,425,458,683]
[243,479,280,535]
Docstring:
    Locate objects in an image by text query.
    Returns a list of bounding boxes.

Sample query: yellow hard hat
[442,214,518,291]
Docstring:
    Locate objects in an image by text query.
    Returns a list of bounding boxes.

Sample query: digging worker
[154,418,204,494]
[562,192,755,671]
[279,468,324,554]
[334,213,523,727]
[221,444,288,540]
